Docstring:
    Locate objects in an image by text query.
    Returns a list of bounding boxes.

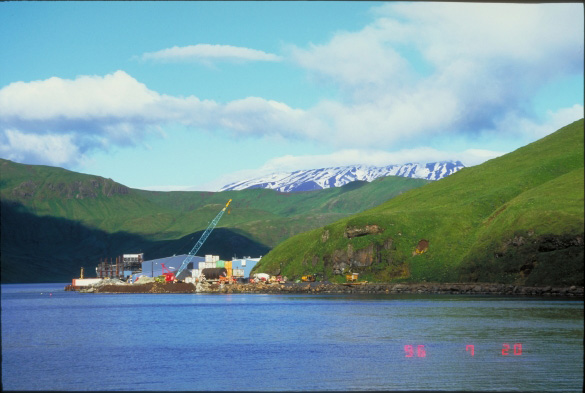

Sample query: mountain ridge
[220,161,464,192]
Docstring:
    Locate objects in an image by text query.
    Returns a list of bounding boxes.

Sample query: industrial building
[96,253,143,279]
[132,255,262,282]
[76,200,266,286]
[137,254,205,281]
[231,257,261,278]
[93,253,262,283]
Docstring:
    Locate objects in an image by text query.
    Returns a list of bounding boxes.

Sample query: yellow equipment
[346,273,359,282]
[301,275,316,282]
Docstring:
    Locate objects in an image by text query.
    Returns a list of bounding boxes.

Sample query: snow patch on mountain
[220,161,465,193]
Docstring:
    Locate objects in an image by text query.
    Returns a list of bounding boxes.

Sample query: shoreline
[73,281,585,297]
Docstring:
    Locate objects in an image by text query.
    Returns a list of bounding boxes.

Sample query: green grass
[0,158,430,246]
[255,119,585,286]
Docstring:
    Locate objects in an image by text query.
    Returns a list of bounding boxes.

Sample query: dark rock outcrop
[344,224,384,239]
[326,238,394,275]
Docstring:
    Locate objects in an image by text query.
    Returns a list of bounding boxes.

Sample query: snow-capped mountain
[220,161,465,193]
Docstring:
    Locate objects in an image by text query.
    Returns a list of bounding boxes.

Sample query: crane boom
[175,199,232,279]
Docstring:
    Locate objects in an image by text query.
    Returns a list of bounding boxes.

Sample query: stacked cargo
[193,255,222,280]
[225,261,232,278]
[199,255,219,271]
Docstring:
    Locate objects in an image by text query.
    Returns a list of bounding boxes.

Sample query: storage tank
[201,268,228,280]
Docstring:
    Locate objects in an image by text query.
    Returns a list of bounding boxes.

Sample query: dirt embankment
[78,281,584,296]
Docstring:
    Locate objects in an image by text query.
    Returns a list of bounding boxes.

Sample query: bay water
[1,283,583,391]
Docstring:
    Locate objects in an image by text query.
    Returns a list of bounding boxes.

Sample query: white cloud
[387,2,584,69]
[305,86,459,148]
[0,71,310,137]
[254,147,505,173]
[0,71,311,165]
[289,29,412,93]
[0,70,158,120]
[0,129,81,166]
[141,44,283,63]
[0,3,582,173]
[291,2,583,137]
[494,104,585,142]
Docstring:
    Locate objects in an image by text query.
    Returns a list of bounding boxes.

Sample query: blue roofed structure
[231,257,261,278]
[140,254,205,280]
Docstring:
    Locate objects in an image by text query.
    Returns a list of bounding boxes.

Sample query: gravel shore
[76,281,584,296]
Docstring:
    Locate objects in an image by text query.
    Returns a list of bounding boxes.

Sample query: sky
[0,1,583,191]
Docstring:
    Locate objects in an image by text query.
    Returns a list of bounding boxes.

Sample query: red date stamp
[403,343,523,357]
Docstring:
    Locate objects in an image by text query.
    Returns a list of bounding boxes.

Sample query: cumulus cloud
[493,104,585,142]
[290,2,583,137]
[0,71,310,165]
[0,129,81,166]
[0,3,582,172]
[254,147,505,174]
[0,71,164,164]
[141,44,283,63]
[0,70,302,140]
[0,71,159,120]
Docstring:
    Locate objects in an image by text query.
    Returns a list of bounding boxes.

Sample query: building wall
[140,255,205,279]
[231,258,261,278]
[134,255,261,281]
[72,278,103,287]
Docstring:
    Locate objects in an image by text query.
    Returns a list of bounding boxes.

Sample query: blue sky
[1,1,583,191]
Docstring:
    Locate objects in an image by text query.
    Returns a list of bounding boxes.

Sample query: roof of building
[143,254,204,265]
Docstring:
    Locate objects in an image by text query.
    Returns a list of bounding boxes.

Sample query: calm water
[1,283,583,391]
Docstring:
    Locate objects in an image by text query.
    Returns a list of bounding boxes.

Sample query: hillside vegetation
[254,119,584,287]
[0,159,428,283]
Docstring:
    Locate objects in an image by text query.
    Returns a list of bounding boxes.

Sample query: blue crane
[174,199,232,280]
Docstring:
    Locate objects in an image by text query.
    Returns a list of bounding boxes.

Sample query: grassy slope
[134,176,429,245]
[0,158,429,247]
[255,119,584,286]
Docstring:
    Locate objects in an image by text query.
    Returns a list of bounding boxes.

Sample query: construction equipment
[219,275,236,284]
[301,275,316,282]
[175,200,232,280]
[346,273,359,282]
[268,275,283,283]
[161,263,176,282]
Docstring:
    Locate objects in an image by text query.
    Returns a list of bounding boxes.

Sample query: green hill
[254,119,585,287]
[0,159,429,283]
